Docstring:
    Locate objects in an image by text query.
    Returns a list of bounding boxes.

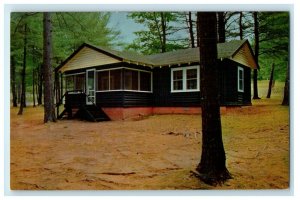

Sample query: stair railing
[56,90,83,118]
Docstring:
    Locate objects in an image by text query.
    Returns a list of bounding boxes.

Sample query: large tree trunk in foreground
[282,63,289,105]
[266,63,275,98]
[18,24,27,115]
[196,12,231,186]
[43,12,56,122]
[217,12,225,43]
[253,12,260,99]
[11,56,18,107]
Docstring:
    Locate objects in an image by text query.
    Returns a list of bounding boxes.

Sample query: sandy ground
[10,83,289,190]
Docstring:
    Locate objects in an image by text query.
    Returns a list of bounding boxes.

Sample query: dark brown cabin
[55,39,258,121]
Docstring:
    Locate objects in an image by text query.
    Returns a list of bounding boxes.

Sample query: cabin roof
[57,39,258,73]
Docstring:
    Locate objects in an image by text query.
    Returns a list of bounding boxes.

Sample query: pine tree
[196,12,231,185]
[43,12,56,123]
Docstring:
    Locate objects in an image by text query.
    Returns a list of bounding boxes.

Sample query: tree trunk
[196,12,231,186]
[54,71,61,104]
[239,12,243,40]
[18,24,27,115]
[266,63,275,98]
[188,12,195,48]
[217,12,225,43]
[282,62,289,105]
[11,55,18,107]
[17,83,21,104]
[37,65,43,105]
[35,68,39,105]
[43,12,56,122]
[32,68,36,107]
[160,12,167,53]
[253,12,260,99]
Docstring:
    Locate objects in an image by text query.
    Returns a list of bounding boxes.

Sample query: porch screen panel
[75,74,85,91]
[124,69,138,90]
[66,76,74,91]
[98,71,109,91]
[140,71,151,91]
[110,69,122,90]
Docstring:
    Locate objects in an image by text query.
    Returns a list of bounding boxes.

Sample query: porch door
[86,69,96,105]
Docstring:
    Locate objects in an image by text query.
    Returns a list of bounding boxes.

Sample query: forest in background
[10,11,289,107]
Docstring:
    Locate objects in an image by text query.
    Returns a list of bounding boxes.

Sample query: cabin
[55,39,258,121]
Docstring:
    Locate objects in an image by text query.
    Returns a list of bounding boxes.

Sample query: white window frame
[237,66,244,92]
[171,65,200,93]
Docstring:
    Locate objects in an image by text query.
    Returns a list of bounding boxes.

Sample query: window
[238,66,244,92]
[96,68,152,92]
[124,69,138,90]
[173,70,183,90]
[171,66,199,92]
[110,69,122,90]
[186,68,198,89]
[65,73,85,91]
[97,71,109,91]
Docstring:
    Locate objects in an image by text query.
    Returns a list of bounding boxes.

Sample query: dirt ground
[10,83,289,190]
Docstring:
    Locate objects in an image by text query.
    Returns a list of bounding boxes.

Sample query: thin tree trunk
[17,83,21,104]
[54,71,61,104]
[35,68,39,105]
[160,12,167,53]
[43,12,56,122]
[37,65,43,105]
[239,12,243,40]
[18,24,27,115]
[196,12,231,185]
[253,12,260,99]
[60,73,64,99]
[266,63,275,98]
[282,62,289,105]
[217,12,225,43]
[11,55,18,107]
[188,12,195,48]
[196,15,200,47]
[32,68,36,107]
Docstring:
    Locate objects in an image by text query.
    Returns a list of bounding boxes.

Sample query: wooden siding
[96,91,152,107]
[231,42,258,69]
[59,47,121,73]
[96,91,123,107]
[153,67,201,107]
[220,62,238,105]
[219,60,252,106]
[123,91,153,107]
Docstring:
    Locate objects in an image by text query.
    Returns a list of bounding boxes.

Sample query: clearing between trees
[10,81,289,190]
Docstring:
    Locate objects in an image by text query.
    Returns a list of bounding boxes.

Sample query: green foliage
[126,12,189,55]
[224,12,289,81]
[258,12,289,81]
[52,12,121,64]
[10,12,121,89]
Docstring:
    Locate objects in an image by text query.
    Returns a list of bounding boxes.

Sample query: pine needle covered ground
[10,81,289,190]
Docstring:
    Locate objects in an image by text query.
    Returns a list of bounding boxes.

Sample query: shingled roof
[145,40,247,66]
[57,39,257,73]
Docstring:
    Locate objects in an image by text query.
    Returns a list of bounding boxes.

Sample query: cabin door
[86,69,96,105]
